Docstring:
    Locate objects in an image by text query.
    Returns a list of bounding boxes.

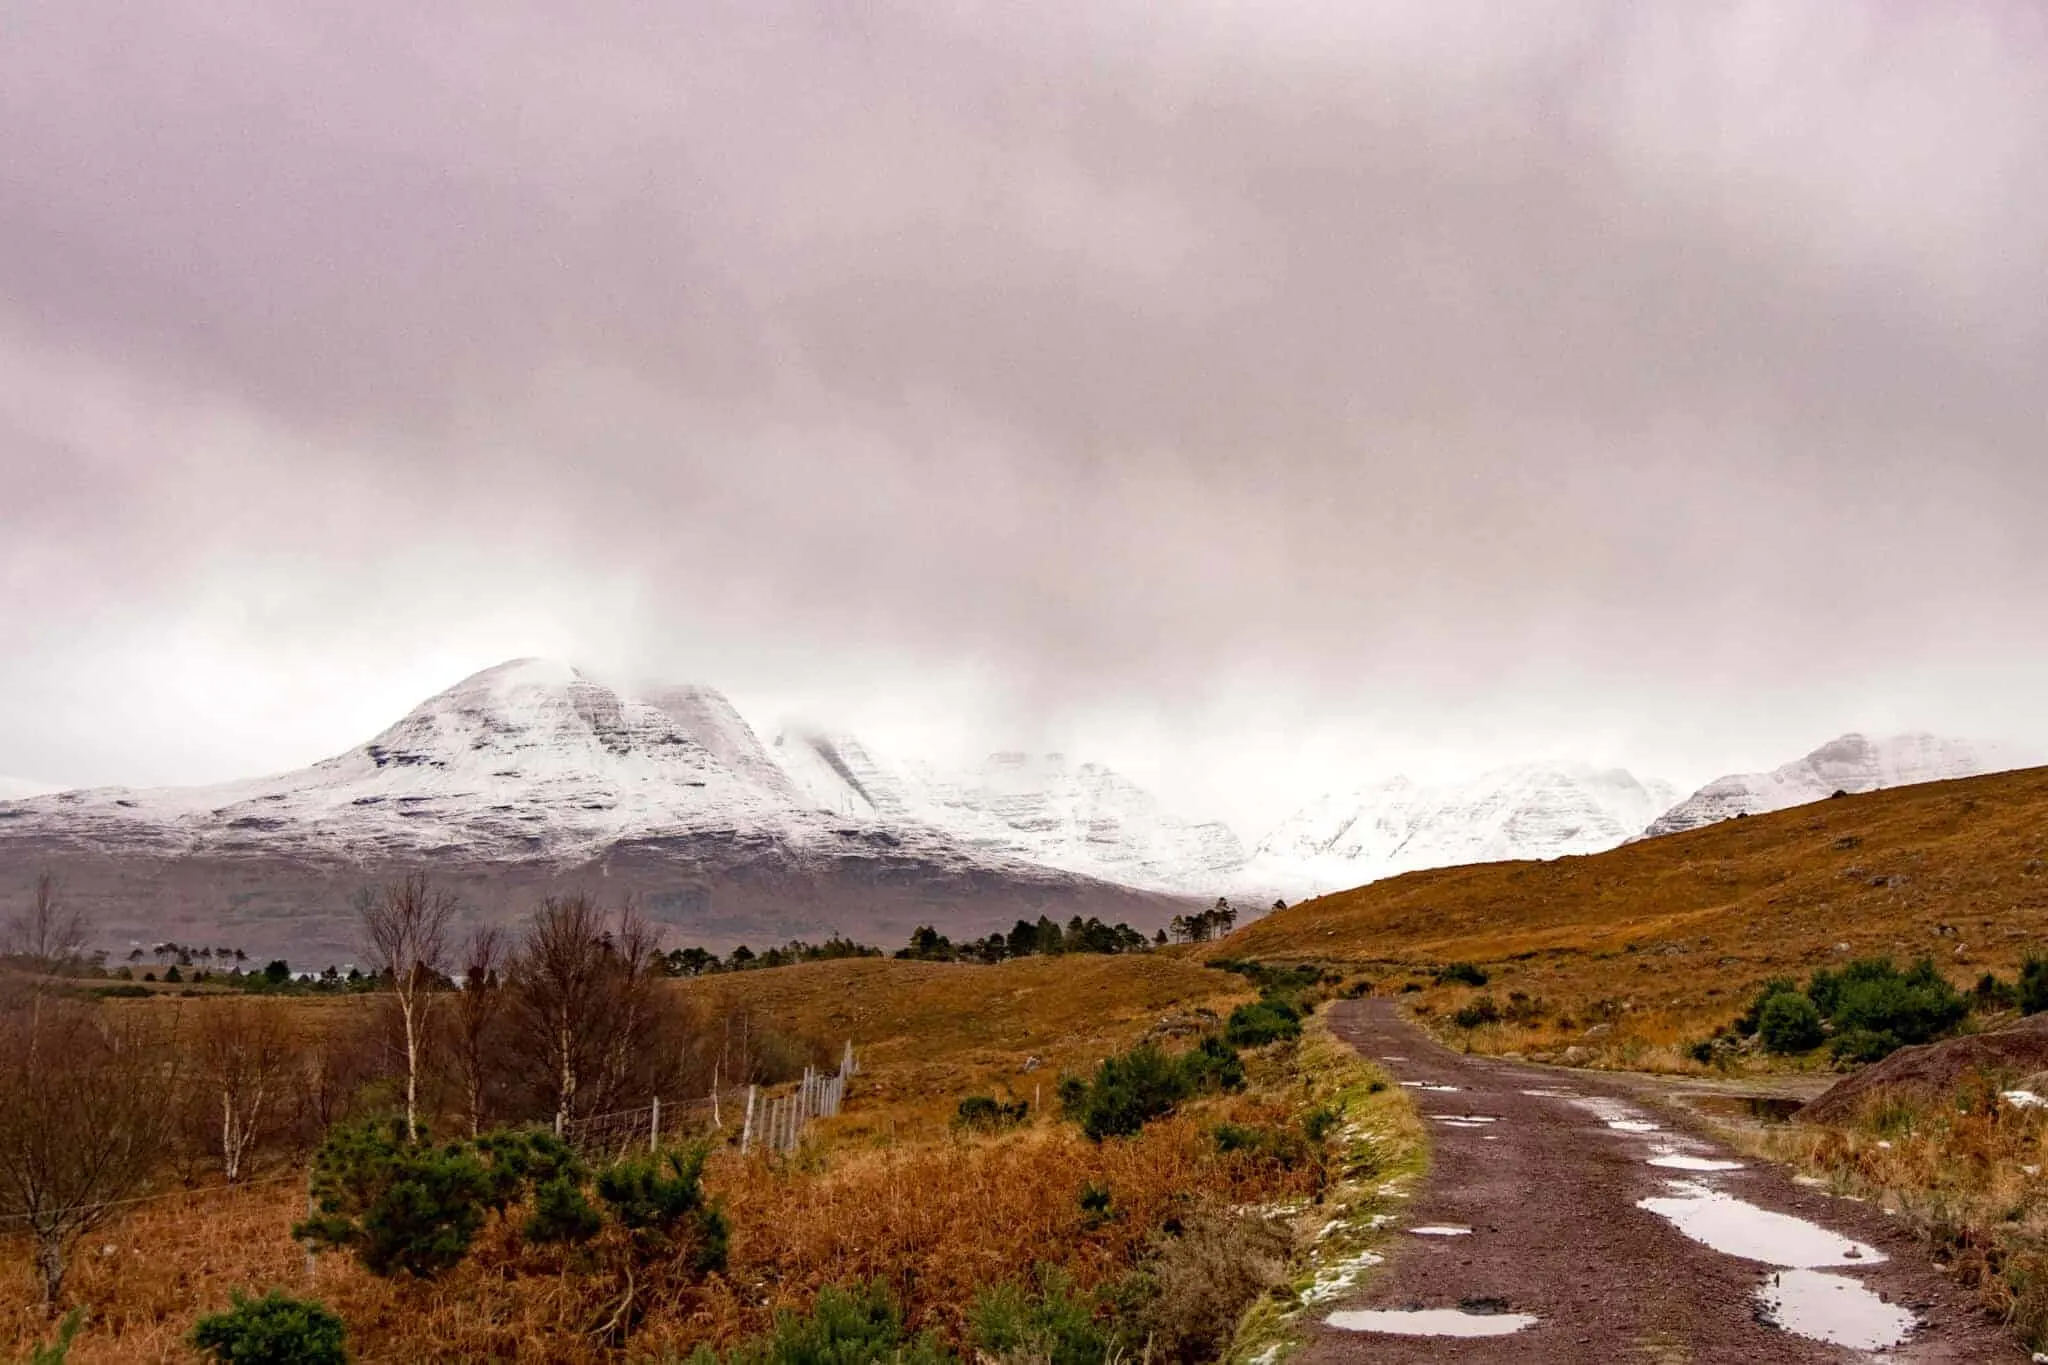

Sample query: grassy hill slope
[1221,766,2048,1058]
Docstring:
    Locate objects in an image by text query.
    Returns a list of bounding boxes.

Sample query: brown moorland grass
[1,953,1304,1362]
[675,952,1257,1135]
[1218,766,2048,1063]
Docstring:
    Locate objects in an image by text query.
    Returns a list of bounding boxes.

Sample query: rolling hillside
[1220,765,2048,1046]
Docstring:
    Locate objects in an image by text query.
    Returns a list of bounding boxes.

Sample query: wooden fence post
[650,1097,661,1153]
[741,1085,757,1154]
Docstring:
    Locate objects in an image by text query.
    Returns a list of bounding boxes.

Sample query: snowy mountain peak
[1642,732,2038,837]
[1245,761,1679,899]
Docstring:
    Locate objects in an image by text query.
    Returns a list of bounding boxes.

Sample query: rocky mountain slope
[1642,733,2035,837]
[0,660,1183,960]
[773,734,1245,895]
[1243,763,1679,899]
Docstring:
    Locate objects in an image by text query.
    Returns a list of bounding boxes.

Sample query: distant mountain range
[0,659,2036,955]
[1243,764,1681,900]
[0,661,1182,960]
[1641,733,2038,837]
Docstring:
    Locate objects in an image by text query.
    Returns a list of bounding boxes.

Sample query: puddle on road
[1327,1307,1538,1337]
[1411,1225,1473,1236]
[1691,1094,1804,1124]
[1648,1154,1745,1172]
[1756,1270,1917,1350]
[1638,1182,1884,1267]
[1402,1082,1462,1092]
[2004,1089,2047,1110]
[1571,1096,1661,1134]
[1519,1087,1581,1099]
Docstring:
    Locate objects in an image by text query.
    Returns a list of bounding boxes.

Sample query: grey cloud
[3,1,2046,825]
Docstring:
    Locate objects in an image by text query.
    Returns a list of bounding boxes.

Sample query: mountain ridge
[1642,732,2037,838]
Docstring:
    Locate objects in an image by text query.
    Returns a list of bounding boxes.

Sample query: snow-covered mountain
[1642,733,2037,837]
[0,660,1183,958]
[1244,763,1680,899]
[774,734,1244,895]
[0,776,58,802]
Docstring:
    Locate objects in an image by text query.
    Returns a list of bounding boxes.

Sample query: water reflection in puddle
[1401,1082,1462,1092]
[1648,1154,1745,1172]
[1607,1119,1661,1133]
[1410,1225,1472,1236]
[1638,1183,1883,1267]
[1756,1270,1917,1349]
[1326,1308,1538,1338]
[1691,1094,1804,1124]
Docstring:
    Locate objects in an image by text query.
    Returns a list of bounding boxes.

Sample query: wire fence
[557,1039,859,1160]
[0,1044,861,1242]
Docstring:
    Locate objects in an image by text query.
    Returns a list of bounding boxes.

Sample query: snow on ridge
[773,731,1245,895]
[0,660,1246,897]
[1243,761,1679,901]
[1642,732,2039,838]
[0,776,61,802]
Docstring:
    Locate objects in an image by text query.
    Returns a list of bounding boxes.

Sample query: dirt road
[1303,999,2020,1362]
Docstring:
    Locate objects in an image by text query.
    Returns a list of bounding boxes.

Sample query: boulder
[1801,1014,2048,1125]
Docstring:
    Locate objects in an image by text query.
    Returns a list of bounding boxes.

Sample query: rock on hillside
[1801,1015,2048,1125]
[0,660,1184,960]
[1644,733,2034,838]
[1244,763,1678,899]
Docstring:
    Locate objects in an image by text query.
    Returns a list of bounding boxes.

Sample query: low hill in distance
[1221,765,2048,1053]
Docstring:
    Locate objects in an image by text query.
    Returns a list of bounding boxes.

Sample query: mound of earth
[1801,1014,2048,1124]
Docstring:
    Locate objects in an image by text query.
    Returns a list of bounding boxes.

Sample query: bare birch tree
[194,1000,295,1183]
[3,873,89,970]
[0,1001,178,1311]
[358,873,454,1140]
[507,894,671,1130]
[450,924,507,1136]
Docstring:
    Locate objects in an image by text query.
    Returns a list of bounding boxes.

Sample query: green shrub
[1452,995,1502,1029]
[1758,993,1824,1054]
[2021,956,2048,1016]
[953,1094,1030,1131]
[1822,958,1967,1046]
[1210,1122,1310,1167]
[1976,971,2019,1011]
[969,1269,1110,1365]
[596,1145,729,1272]
[1224,998,1302,1047]
[1061,1038,1245,1142]
[1302,1105,1341,1143]
[295,1122,493,1279]
[1829,1027,1903,1065]
[698,1280,956,1365]
[1077,1182,1113,1221]
[1436,962,1488,987]
[1176,1036,1247,1094]
[524,1176,602,1245]
[1734,977,1801,1036]
[190,1290,347,1364]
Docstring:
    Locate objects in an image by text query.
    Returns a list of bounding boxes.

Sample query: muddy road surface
[1304,998,2020,1363]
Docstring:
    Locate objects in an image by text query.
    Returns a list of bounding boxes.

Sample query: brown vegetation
[0,938,1336,1360]
[1222,766,2048,1064]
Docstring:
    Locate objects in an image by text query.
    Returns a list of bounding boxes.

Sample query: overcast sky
[4,1,2046,831]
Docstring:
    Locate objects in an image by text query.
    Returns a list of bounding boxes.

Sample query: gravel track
[1301,998,2021,1363]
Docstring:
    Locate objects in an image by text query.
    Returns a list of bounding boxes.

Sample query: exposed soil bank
[1301,999,2020,1362]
